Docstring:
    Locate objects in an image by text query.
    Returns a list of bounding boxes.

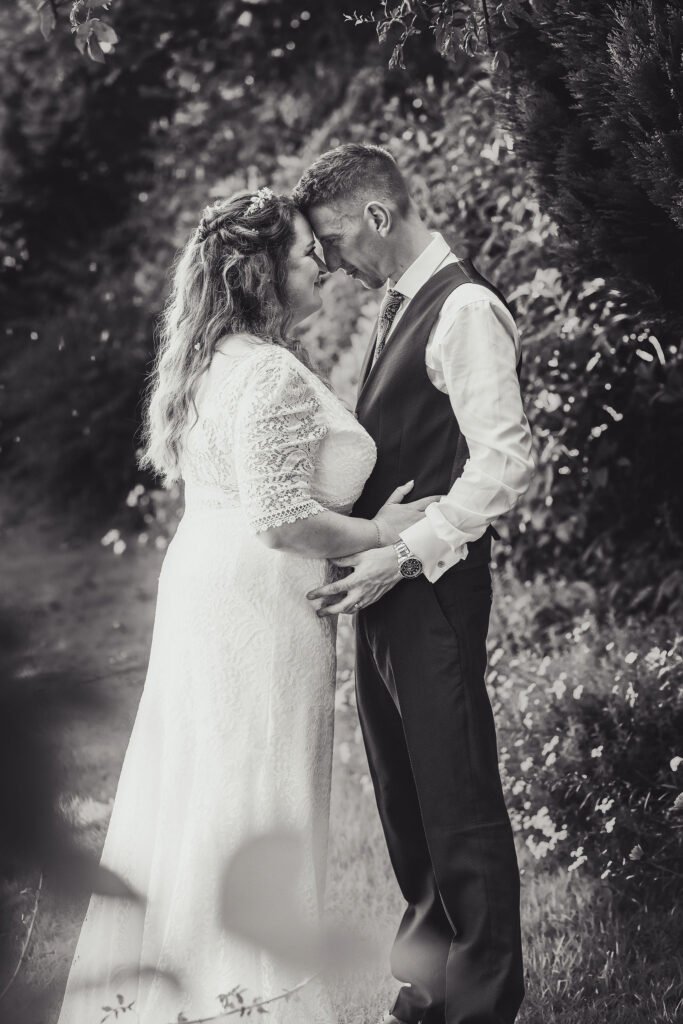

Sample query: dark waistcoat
[352,259,516,569]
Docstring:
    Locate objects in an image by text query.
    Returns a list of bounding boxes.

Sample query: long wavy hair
[139,190,306,484]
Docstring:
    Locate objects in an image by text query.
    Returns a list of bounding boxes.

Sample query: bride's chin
[292,294,323,326]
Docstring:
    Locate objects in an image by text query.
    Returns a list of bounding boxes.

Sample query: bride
[56,188,433,1024]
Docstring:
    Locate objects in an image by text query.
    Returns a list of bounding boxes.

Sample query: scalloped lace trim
[252,501,325,533]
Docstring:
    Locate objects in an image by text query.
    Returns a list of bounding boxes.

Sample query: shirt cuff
[399,517,468,583]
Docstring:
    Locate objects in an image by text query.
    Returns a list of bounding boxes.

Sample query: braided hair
[140,189,312,484]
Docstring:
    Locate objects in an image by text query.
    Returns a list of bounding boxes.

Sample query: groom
[295,144,533,1024]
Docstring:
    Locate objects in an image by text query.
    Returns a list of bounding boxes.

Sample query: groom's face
[306,202,389,291]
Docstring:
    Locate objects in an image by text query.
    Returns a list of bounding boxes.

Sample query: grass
[328,682,683,1024]
[0,509,681,1023]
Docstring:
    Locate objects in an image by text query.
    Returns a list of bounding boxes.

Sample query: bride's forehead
[292,212,315,243]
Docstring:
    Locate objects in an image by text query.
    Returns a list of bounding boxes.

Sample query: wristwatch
[393,539,423,579]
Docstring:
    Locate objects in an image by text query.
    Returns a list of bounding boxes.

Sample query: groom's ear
[363,201,392,237]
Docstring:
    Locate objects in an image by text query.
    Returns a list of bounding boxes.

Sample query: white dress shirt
[382,233,535,582]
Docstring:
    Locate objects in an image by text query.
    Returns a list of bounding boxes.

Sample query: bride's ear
[363,201,392,237]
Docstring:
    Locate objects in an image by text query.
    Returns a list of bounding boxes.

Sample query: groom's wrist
[393,538,424,579]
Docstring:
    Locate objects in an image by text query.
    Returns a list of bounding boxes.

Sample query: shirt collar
[390,232,453,299]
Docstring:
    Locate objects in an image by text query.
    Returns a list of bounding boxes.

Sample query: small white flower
[670,756,682,772]
[520,757,533,773]
[590,745,603,759]
[525,836,550,860]
[542,736,559,756]
[625,651,638,665]
[535,389,563,413]
[645,646,666,670]
[545,752,557,767]
[125,483,146,507]
[604,817,616,833]
[551,678,566,699]
[490,647,504,667]
[246,186,275,215]
[572,684,584,699]
[595,797,614,814]
[568,847,588,873]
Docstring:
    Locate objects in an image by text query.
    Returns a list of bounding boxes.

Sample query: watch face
[399,556,423,579]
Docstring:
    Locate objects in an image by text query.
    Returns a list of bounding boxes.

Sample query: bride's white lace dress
[56,339,377,1024]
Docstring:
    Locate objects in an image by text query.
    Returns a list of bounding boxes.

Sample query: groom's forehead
[308,204,352,240]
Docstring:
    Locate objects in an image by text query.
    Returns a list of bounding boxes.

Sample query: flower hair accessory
[246,186,275,216]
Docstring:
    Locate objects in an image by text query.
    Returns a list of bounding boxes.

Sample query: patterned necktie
[372,288,404,366]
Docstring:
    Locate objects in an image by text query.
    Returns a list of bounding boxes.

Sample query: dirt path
[1,500,165,795]
[0,500,166,1023]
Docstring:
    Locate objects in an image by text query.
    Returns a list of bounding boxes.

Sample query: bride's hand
[372,481,442,545]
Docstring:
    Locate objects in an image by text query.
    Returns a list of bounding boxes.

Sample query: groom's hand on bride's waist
[306,547,402,616]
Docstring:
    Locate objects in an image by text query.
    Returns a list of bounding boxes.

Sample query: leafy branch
[100,974,317,1023]
[34,0,118,62]
[346,0,530,69]
[0,873,43,1003]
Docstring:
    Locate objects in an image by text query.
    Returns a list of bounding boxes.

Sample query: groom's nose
[321,248,341,273]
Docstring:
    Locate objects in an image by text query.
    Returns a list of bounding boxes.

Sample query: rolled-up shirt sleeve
[399,290,535,582]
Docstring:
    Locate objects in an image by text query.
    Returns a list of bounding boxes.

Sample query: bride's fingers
[385,480,414,504]
[410,494,443,509]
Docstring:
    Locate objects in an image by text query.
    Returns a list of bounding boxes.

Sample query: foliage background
[2,0,682,611]
[1,2,682,1020]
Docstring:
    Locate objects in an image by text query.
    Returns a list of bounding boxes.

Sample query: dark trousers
[355,563,524,1024]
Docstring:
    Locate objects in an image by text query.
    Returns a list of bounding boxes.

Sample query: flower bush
[489,573,683,902]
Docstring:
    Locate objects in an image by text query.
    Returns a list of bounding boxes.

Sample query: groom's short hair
[293,143,411,216]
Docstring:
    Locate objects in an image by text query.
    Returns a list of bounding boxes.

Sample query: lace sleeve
[233,348,328,532]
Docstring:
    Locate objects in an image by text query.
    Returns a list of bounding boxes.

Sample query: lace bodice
[180,339,377,527]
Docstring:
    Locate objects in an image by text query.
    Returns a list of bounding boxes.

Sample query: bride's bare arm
[258,511,380,559]
[257,484,440,559]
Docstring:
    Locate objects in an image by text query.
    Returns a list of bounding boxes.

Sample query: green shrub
[489,574,683,903]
